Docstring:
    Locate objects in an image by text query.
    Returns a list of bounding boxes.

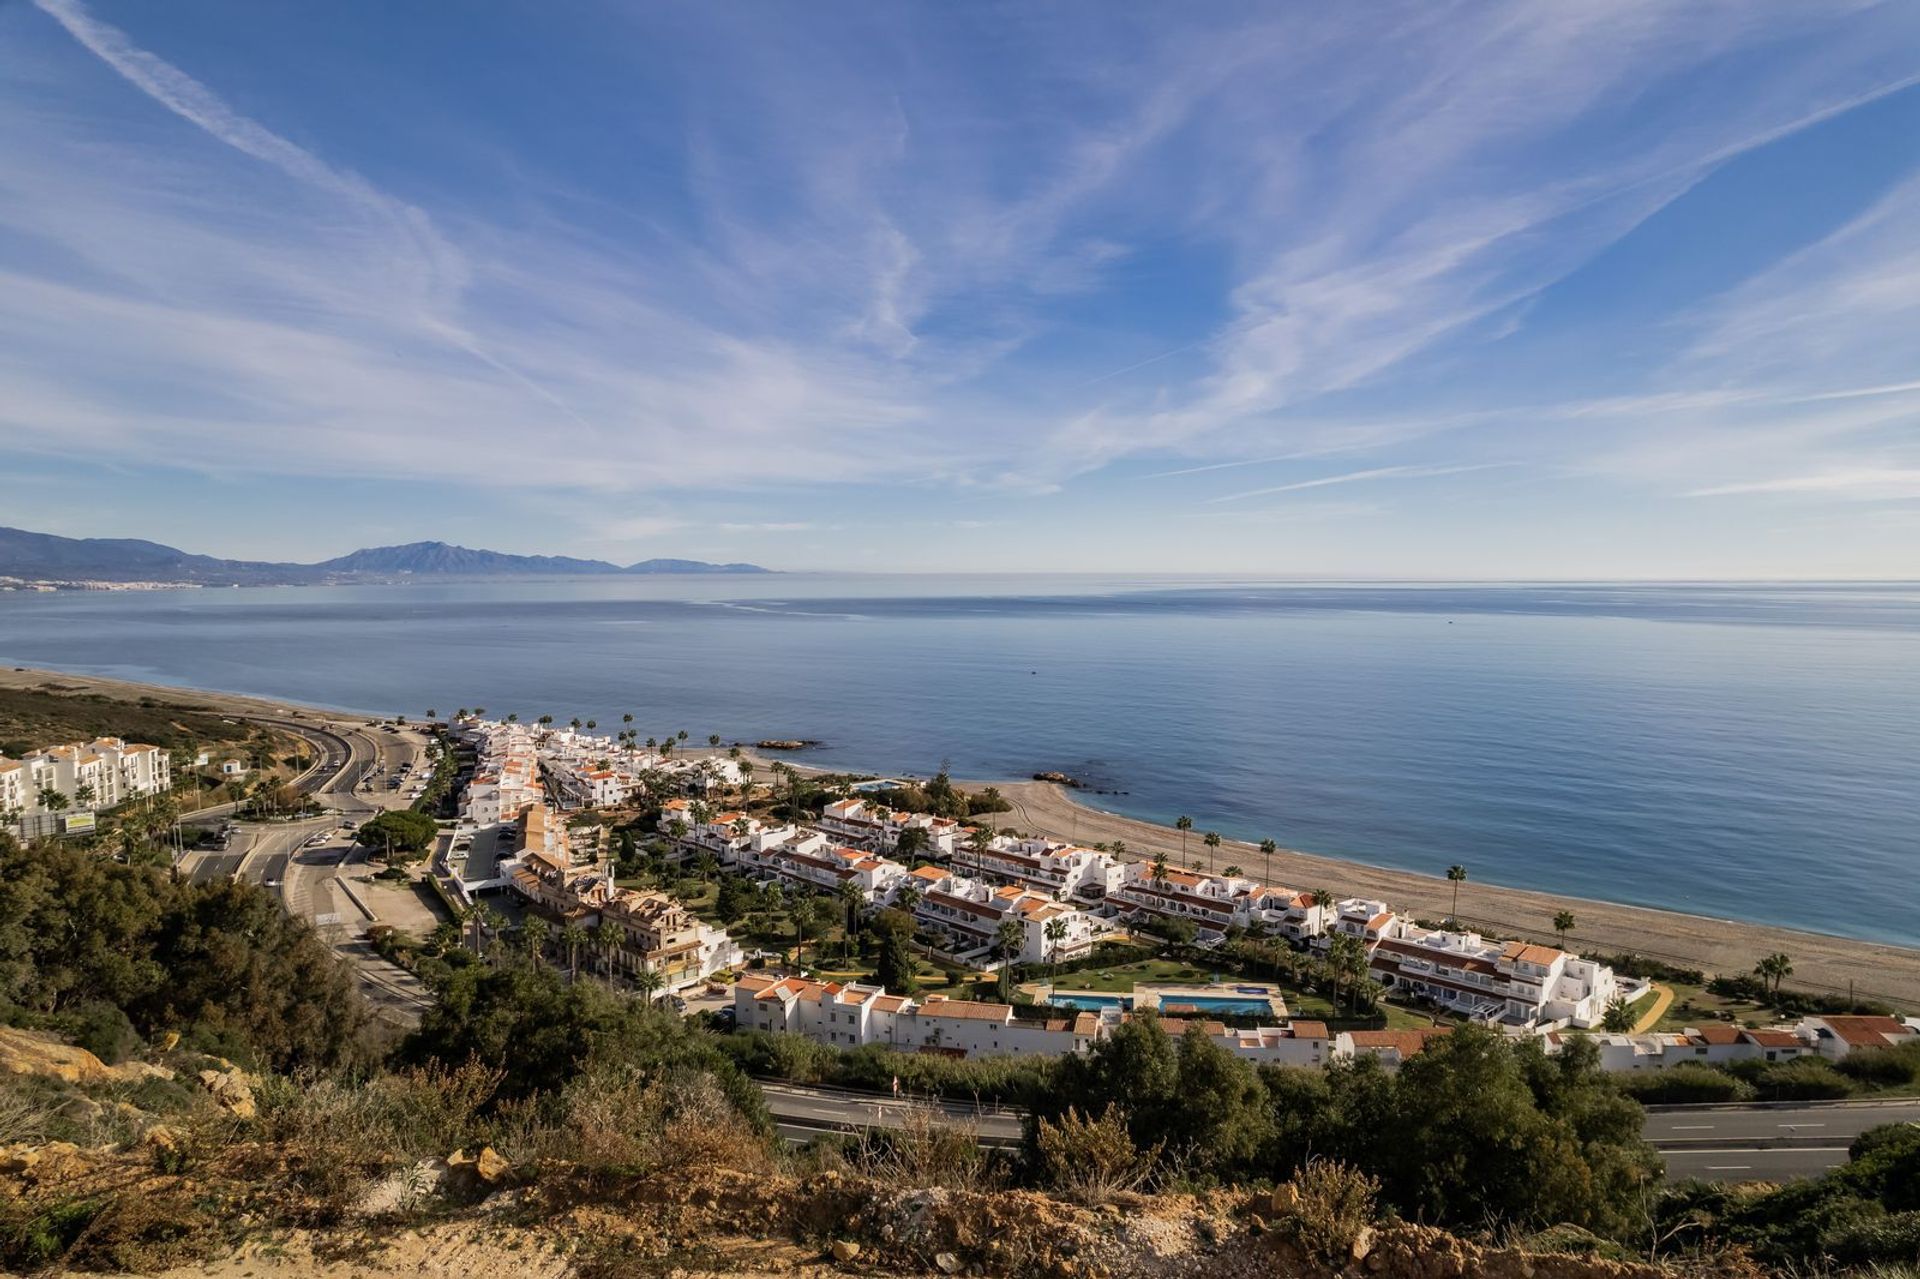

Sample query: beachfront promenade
[3,665,1914,1007]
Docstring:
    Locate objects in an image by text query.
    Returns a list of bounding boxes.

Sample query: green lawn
[1652,980,1787,1033]
[1048,958,1212,992]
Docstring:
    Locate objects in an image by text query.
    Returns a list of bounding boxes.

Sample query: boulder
[1350,1225,1377,1264]
[0,1026,114,1084]
[830,1239,861,1263]
[196,1067,257,1118]
[1248,1183,1300,1222]
[934,1252,963,1274]
[447,1145,512,1192]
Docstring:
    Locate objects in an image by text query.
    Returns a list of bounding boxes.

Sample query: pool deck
[1027,981,1291,1021]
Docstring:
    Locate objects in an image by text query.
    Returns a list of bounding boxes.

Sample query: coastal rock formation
[1032,771,1084,788]
[757,739,820,751]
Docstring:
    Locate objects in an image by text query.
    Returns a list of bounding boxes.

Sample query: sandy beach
[6,663,1915,1008]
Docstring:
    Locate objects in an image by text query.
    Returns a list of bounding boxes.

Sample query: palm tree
[1175,815,1193,864]
[1755,952,1793,998]
[522,917,550,966]
[1110,839,1127,859]
[1313,887,1339,915]
[1150,852,1169,885]
[1044,917,1068,977]
[560,922,588,981]
[39,786,68,814]
[505,712,518,723]
[426,707,438,721]
[1202,831,1221,873]
[430,921,462,954]
[1223,864,1243,878]
[1446,864,1468,922]
[792,895,828,965]
[586,719,597,731]
[74,783,96,809]
[633,966,665,1008]
[570,717,582,730]
[708,733,721,749]
[623,713,634,728]
[994,918,1025,1001]
[472,706,486,717]
[1553,910,1576,946]
[1328,933,1367,1013]
[1259,838,1277,885]
[458,904,482,952]
[592,922,621,979]
[836,880,865,963]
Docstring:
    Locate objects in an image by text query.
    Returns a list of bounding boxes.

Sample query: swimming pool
[1160,995,1273,1016]
[1045,992,1132,1012]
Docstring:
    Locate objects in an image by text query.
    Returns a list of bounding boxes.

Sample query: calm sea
[4,576,1916,945]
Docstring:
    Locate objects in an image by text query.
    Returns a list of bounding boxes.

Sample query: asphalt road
[1647,1099,1920,1181]
[174,715,437,1024]
[755,1083,1919,1181]
[758,1080,1024,1147]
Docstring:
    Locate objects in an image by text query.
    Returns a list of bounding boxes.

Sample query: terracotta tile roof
[914,998,1012,1022]
[1741,1029,1806,1048]
[1816,1015,1914,1047]
[1345,1028,1450,1058]
[1157,1015,1229,1037]
[1288,1020,1330,1039]
[1688,1025,1742,1046]
[1501,941,1567,967]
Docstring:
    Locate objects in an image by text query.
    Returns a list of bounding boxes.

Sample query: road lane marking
[1777,1122,1824,1128]
[1706,1165,1750,1171]
[1680,1147,1849,1155]
[1671,1124,1715,1130]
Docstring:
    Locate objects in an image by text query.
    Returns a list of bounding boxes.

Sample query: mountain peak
[0,527,772,585]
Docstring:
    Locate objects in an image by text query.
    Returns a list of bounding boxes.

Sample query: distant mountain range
[0,527,770,585]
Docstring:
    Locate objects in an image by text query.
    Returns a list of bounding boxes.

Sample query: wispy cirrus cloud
[2,0,1918,571]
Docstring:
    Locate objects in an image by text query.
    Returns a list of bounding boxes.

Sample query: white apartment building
[734,976,1434,1069]
[950,835,1124,904]
[735,976,1105,1059]
[1362,918,1622,1030]
[817,797,963,856]
[1559,1015,1918,1072]
[899,867,1116,965]
[1107,862,1328,941]
[0,738,172,819]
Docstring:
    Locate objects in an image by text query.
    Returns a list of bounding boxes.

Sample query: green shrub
[1838,1043,1920,1088]
[1615,1063,1753,1104]
[1754,1057,1855,1101]
[1823,1210,1920,1265]
[63,1001,141,1066]
[1279,1159,1381,1265]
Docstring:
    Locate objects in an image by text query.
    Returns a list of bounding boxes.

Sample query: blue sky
[4,0,1919,576]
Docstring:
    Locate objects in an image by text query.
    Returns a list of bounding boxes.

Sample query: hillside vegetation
[0,685,253,759]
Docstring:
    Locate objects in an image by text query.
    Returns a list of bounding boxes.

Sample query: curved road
[181,715,438,1024]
